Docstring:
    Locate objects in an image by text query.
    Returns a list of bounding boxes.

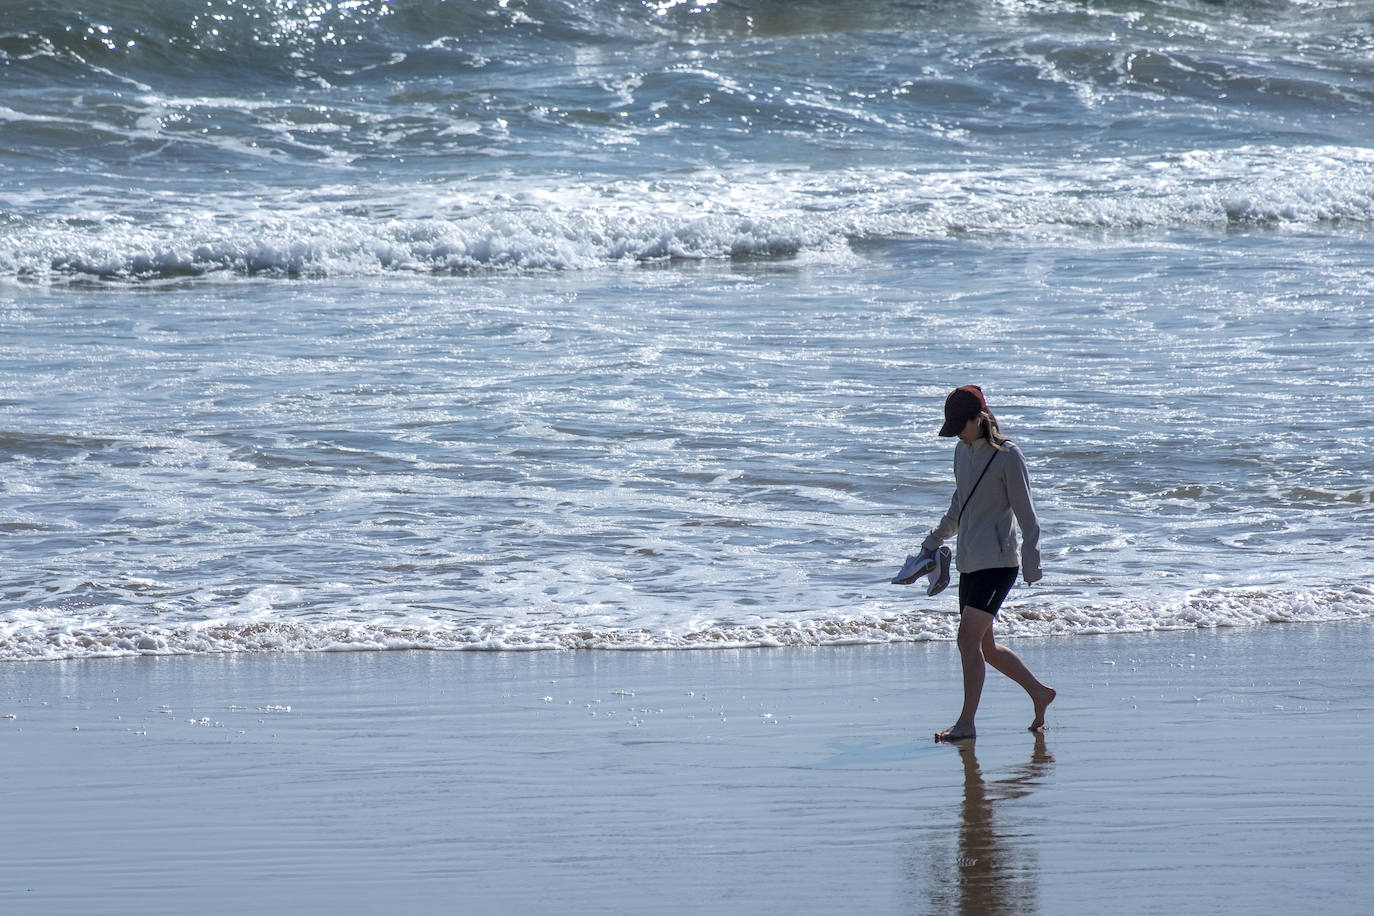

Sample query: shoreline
[4,621,1373,915]
[6,586,1374,662]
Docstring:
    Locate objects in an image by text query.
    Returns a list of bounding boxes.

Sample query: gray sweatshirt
[920,437,1042,581]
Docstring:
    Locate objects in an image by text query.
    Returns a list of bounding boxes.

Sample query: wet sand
[3,621,1372,915]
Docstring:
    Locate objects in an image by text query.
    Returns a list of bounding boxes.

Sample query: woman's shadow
[915,734,1054,914]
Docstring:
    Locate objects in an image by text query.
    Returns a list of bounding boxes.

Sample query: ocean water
[2,0,1372,660]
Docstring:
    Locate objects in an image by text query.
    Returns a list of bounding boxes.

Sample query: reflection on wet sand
[917,735,1054,914]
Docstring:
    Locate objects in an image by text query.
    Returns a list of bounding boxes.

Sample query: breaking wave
[5,584,1372,661]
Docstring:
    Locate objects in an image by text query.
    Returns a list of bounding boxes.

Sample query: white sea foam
[2,585,1371,661]
[3,146,1372,283]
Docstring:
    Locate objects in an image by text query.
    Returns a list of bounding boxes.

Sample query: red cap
[938,385,987,437]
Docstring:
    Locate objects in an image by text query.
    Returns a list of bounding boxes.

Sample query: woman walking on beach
[920,385,1055,741]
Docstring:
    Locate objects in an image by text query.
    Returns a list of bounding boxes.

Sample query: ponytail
[979,409,1010,451]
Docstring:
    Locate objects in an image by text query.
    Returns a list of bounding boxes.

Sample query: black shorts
[958,567,1019,616]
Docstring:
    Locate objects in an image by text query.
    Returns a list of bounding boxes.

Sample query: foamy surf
[4,0,1372,665]
[3,584,1371,661]
[4,146,1373,283]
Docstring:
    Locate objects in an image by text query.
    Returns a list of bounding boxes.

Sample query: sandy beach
[3,621,1372,916]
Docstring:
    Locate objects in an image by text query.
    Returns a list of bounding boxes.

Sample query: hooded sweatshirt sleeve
[921,490,960,554]
[920,443,966,554]
[1006,444,1042,583]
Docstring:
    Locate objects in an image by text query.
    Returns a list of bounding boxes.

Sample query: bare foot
[935,724,976,742]
[1029,686,1057,731]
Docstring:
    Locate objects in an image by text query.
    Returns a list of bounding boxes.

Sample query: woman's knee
[957,610,992,652]
[981,641,1005,666]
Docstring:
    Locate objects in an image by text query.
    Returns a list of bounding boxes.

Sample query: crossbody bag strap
[956,449,1000,526]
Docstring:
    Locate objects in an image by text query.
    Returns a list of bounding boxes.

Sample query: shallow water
[2,1,1372,658]
[3,230,1372,657]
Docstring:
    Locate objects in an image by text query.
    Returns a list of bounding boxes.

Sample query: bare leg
[935,607,996,741]
[982,626,1057,731]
